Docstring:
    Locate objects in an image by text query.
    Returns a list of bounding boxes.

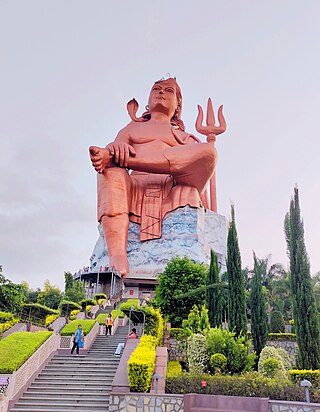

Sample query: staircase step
[28,384,110,392]
[23,392,109,399]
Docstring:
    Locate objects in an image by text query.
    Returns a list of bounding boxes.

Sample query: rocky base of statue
[90,206,228,276]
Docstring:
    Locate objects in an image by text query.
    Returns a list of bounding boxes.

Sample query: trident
[195,98,227,213]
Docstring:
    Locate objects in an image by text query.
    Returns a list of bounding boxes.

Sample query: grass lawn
[60,319,96,336]
[0,331,52,374]
[95,310,125,325]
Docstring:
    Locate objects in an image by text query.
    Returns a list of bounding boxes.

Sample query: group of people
[70,316,139,356]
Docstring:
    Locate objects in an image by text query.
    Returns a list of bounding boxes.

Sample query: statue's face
[148,80,178,116]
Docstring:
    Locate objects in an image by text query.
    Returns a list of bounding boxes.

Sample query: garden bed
[165,372,320,402]
[60,319,96,336]
[0,331,52,374]
[95,309,125,325]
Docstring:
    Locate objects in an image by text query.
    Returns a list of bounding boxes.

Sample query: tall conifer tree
[206,249,222,327]
[284,187,320,369]
[227,205,247,336]
[250,254,268,360]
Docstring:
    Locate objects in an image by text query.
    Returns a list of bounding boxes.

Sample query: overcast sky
[1,1,320,290]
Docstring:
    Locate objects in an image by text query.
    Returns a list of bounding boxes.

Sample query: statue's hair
[142,78,185,131]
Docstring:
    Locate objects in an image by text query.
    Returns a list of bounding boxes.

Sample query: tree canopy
[155,256,207,327]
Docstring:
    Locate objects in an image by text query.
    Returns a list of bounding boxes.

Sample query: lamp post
[300,379,312,403]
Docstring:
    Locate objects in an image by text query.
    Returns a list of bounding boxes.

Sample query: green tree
[227,205,247,336]
[250,254,268,360]
[206,250,222,327]
[284,187,320,369]
[0,270,26,314]
[64,280,85,303]
[155,256,207,327]
[64,272,74,294]
[37,280,63,310]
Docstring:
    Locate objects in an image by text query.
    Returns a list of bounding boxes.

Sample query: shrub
[169,328,188,340]
[210,353,227,373]
[258,346,287,380]
[165,372,309,401]
[69,310,80,321]
[277,347,292,370]
[59,300,81,316]
[270,310,285,333]
[97,298,105,307]
[85,305,93,313]
[0,311,19,333]
[289,369,320,388]
[167,361,183,378]
[45,313,59,327]
[0,311,16,322]
[205,327,252,374]
[263,358,281,378]
[94,293,107,301]
[60,320,95,336]
[268,332,296,341]
[80,298,96,311]
[128,334,156,392]
[289,319,295,333]
[187,333,209,374]
[0,331,52,373]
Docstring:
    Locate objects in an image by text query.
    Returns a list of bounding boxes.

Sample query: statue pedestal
[90,206,228,276]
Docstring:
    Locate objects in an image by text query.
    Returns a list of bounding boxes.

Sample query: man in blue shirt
[71,324,83,355]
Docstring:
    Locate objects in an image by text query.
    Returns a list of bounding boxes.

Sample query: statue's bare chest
[129,123,177,146]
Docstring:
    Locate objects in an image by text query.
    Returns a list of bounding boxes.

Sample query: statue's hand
[89,146,113,173]
[106,142,136,168]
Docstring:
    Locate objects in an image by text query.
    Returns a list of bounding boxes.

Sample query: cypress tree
[206,249,222,328]
[284,187,320,369]
[227,205,247,336]
[250,254,268,360]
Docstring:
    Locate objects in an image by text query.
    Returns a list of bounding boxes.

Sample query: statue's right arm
[106,124,136,168]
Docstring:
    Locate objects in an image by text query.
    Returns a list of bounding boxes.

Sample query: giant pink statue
[89,78,226,276]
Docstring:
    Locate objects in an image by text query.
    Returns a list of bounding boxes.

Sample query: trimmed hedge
[247,331,296,341]
[169,328,188,340]
[0,331,52,373]
[59,300,81,316]
[95,310,125,325]
[94,293,107,301]
[141,306,163,345]
[268,333,296,341]
[80,298,96,311]
[128,334,157,392]
[21,303,58,326]
[167,361,183,378]
[165,372,317,401]
[60,320,95,336]
[69,310,80,321]
[45,313,59,327]
[289,369,320,388]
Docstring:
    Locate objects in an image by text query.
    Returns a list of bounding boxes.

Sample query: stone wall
[267,340,298,366]
[168,337,187,362]
[109,393,184,412]
[269,400,320,411]
[109,393,320,412]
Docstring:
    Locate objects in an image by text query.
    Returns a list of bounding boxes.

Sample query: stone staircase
[10,326,129,411]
